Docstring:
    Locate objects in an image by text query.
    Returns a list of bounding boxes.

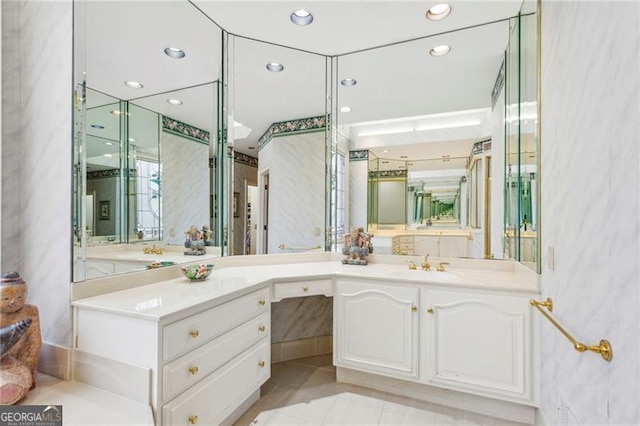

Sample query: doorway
[245,184,258,255]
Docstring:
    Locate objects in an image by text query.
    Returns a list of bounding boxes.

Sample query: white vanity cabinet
[334,279,420,379]
[74,285,271,425]
[421,288,536,404]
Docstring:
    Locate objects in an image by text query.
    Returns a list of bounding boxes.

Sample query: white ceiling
[78,0,528,163]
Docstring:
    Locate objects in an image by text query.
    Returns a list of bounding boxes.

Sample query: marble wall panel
[1,1,74,346]
[162,133,209,246]
[540,2,640,425]
[271,295,333,343]
[349,157,368,231]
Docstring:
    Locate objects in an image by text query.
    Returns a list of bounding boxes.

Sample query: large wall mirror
[73,1,540,283]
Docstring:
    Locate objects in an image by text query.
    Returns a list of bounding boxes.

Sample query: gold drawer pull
[258,325,266,332]
[258,298,266,306]
[189,366,199,375]
[189,415,198,424]
[411,305,417,312]
[427,308,434,314]
[189,329,200,338]
[258,360,265,368]
[303,286,309,292]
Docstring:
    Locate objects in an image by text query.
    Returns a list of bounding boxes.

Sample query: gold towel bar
[530,298,612,362]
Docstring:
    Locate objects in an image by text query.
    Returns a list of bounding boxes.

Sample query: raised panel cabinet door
[413,236,440,257]
[422,289,533,402]
[335,280,419,379]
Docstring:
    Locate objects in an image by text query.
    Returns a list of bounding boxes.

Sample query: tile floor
[233,354,532,426]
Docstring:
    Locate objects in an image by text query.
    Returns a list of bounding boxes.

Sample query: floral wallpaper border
[162,116,210,145]
[349,150,369,161]
[234,152,258,168]
[368,169,408,178]
[258,115,329,150]
[87,168,137,180]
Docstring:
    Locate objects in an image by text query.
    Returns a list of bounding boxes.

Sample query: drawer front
[396,236,414,244]
[163,286,270,361]
[162,340,270,426]
[163,312,270,401]
[272,279,333,301]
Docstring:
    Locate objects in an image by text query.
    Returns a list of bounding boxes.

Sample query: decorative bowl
[181,264,214,281]
[146,261,177,269]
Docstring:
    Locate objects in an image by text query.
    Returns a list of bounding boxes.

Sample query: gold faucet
[143,244,163,255]
[436,262,450,272]
[421,255,431,271]
[408,260,417,270]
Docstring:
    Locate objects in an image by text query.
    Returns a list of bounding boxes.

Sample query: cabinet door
[414,236,440,257]
[335,280,419,379]
[422,289,534,402]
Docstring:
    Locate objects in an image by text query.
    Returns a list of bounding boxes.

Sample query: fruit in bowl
[181,264,214,281]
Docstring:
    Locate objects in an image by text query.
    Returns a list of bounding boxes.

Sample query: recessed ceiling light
[110,110,122,116]
[341,78,357,87]
[103,154,113,157]
[290,9,313,26]
[164,47,185,59]
[104,141,114,146]
[125,81,143,89]
[266,63,284,72]
[90,124,104,129]
[167,99,183,106]
[430,44,451,56]
[382,150,389,153]
[128,138,136,143]
[340,106,352,113]
[426,4,452,21]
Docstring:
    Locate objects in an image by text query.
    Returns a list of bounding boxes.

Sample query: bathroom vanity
[72,255,539,425]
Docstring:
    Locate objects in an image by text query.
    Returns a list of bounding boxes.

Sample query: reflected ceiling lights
[90,124,104,129]
[266,62,284,72]
[164,47,186,59]
[426,4,452,20]
[290,9,313,26]
[430,44,451,56]
[340,106,352,113]
[125,80,143,89]
[341,78,357,87]
[167,99,183,105]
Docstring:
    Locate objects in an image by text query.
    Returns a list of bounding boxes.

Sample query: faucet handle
[437,262,450,272]
[408,260,417,270]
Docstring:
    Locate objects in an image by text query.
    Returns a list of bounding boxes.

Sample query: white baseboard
[73,349,152,405]
[38,342,71,380]
[337,367,537,425]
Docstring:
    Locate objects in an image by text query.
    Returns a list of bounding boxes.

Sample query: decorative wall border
[349,150,369,161]
[491,55,506,109]
[162,116,210,145]
[368,169,407,179]
[258,115,329,150]
[234,152,258,168]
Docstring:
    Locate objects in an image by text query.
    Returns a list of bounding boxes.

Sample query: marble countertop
[72,259,539,322]
[82,243,221,265]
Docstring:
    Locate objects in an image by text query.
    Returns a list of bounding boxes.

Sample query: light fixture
[128,137,136,143]
[290,9,313,26]
[340,106,352,113]
[103,154,113,157]
[426,4,452,21]
[382,150,389,153]
[90,124,104,129]
[164,47,185,59]
[125,81,143,89]
[341,78,357,87]
[430,44,451,57]
[167,99,183,106]
[110,110,122,116]
[266,63,284,72]
[104,141,114,146]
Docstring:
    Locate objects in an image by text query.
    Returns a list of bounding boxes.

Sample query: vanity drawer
[162,312,269,401]
[163,286,270,361]
[394,236,415,244]
[162,340,270,426]
[272,279,333,301]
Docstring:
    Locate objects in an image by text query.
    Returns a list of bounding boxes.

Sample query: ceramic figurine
[342,226,372,265]
[0,272,42,405]
[184,225,205,255]
[201,225,214,246]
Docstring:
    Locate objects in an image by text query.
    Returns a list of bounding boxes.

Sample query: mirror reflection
[73,1,540,283]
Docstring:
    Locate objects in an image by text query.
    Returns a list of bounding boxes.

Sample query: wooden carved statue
[0,272,42,405]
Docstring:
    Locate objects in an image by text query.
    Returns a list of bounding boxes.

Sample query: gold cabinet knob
[189,366,199,375]
[411,305,418,312]
[258,298,266,306]
[258,325,266,332]
[189,415,198,424]
[303,286,309,292]
[258,361,265,368]
[427,308,434,314]
[189,329,199,338]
